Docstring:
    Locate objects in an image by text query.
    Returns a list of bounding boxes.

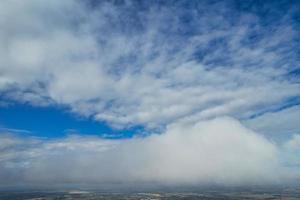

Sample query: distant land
[1,187,300,200]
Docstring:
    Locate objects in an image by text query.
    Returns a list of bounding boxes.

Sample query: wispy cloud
[0,0,299,129]
[244,105,300,141]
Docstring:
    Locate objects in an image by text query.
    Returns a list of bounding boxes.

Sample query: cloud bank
[0,117,287,187]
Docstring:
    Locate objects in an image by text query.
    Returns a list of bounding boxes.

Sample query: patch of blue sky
[0,101,144,139]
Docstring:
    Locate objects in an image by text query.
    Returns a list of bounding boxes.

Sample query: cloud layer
[1,0,299,129]
[0,117,286,187]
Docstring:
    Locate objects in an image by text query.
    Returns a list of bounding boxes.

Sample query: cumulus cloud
[0,0,299,128]
[0,118,283,187]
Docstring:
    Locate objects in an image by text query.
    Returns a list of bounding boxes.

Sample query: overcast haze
[0,0,300,188]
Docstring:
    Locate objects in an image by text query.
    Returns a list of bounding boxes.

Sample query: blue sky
[0,103,143,138]
[0,0,300,187]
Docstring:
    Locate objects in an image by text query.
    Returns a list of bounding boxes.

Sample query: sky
[0,0,300,189]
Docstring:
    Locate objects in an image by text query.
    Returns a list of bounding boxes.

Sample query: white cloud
[278,134,300,183]
[0,117,283,187]
[0,0,299,129]
[283,134,300,165]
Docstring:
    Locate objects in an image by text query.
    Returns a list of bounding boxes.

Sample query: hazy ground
[1,188,300,200]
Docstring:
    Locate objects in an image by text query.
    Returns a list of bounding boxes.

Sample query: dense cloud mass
[0,0,300,188]
[1,117,300,187]
[0,117,285,187]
